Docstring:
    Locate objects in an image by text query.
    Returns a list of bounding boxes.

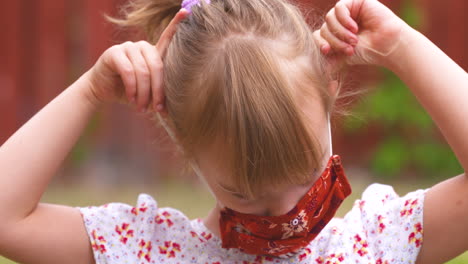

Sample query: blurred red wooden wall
[1,0,468,180]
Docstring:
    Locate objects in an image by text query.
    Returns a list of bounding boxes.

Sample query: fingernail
[180,8,190,15]
[345,46,354,56]
[321,45,329,54]
[156,104,164,112]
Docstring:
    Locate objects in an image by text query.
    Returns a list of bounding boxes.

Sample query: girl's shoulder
[79,194,190,234]
[78,194,203,263]
[307,183,427,263]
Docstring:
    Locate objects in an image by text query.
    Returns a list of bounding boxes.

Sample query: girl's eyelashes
[232,192,250,200]
[218,182,253,200]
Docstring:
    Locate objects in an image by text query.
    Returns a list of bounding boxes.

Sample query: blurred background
[1,0,467,263]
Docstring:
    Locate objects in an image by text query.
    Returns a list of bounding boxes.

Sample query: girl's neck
[203,205,222,238]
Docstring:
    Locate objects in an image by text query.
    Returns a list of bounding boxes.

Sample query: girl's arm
[0,72,98,264]
[317,1,468,263]
[0,56,147,264]
[387,25,468,264]
[0,10,188,264]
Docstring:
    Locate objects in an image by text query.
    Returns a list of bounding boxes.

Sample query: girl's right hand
[85,9,189,113]
[315,0,408,67]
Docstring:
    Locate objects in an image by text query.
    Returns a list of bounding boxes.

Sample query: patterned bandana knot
[219,155,352,257]
[181,0,211,13]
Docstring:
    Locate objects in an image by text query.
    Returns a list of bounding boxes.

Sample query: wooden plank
[18,0,40,121]
[36,0,67,107]
[447,0,466,70]
[83,0,120,67]
[0,1,21,143]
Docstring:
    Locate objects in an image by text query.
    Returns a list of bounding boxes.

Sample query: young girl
[0,0,467,263]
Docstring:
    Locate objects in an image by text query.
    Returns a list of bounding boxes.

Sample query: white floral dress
[79,184,426,264]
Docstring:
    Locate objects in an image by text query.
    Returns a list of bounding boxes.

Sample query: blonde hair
[108,0,337,198]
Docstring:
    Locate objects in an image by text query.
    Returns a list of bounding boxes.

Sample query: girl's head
[111,0,338,210]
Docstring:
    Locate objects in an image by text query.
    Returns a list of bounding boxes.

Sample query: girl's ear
[328,80,339,99]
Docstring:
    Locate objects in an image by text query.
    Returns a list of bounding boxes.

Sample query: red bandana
[219,155,351,257]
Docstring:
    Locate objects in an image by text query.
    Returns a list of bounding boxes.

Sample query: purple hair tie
[181,0,210,13]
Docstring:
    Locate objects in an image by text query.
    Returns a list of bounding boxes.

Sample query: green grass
[1,179,467,263]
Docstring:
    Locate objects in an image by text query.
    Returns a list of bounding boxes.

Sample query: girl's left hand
[315,0,408,66]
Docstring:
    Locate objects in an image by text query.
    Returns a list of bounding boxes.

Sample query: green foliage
[344,69,462,179]
[69,113,101,166]
[372,136,410,177]
[400,0,423,28]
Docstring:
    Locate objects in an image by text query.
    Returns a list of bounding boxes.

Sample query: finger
[108,45,137,103]
[125,42,152,112]
[339,0,366,22]
[313,30,331,55]
[320,23,355,56]
[155,9,190,57]
[335,1,359,34]
[140,41,165,112]
[325,8,358,46]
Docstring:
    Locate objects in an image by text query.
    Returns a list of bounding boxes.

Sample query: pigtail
[106,0,182,44]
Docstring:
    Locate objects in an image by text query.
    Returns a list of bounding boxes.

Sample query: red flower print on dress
[381,194,391,205]
[115,223,134,244]
[299,248,312,261]
[353,234,369,257]
[400,198,418,217]
[408,222,423,248]
[377,215,386,234]
[90,230,107,254]
[200,231,212,241]
[357,200,366,210]
[190,231,212,242]
[190,231,201,241]
[238,256,272,264]
[137,239,152,262]
[281,210,308,239]
[158,241,181,258]
[253,255,274,263]
[330,226,342,236]
[376,258,390,264]
[131,203,148,216]
[316,253,345,264]
[155,211,174,227]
